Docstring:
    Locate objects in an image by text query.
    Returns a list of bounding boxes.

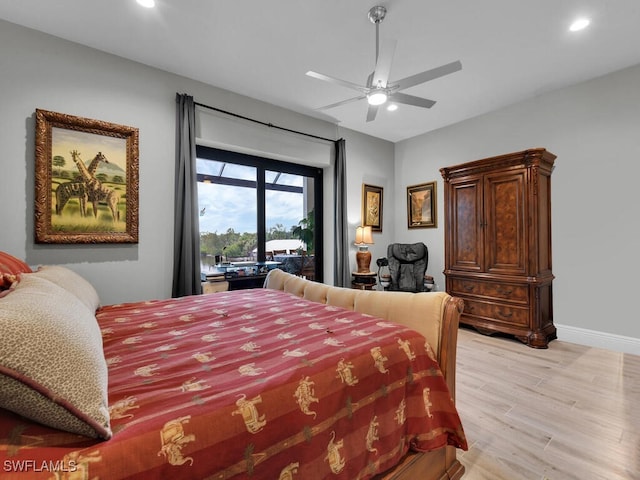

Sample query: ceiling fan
[306,6,462,122]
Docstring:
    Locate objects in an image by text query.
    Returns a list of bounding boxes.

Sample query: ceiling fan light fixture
[367,91,388,106]
[387,103,398,111]
[569,18,590,32]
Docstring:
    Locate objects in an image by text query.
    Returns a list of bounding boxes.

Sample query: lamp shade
[355,225,374,245]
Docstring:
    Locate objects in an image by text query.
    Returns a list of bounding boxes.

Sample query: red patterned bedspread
[1,289,466,479]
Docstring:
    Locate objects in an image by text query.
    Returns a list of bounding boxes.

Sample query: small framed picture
[34,109,139,243]
[407,181,437,229]
[362,184,383,232]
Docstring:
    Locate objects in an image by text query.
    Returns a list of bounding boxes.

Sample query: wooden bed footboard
[439,295,465,398]
[378,448,465,480]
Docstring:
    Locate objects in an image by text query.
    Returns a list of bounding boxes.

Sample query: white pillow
[29,265,100,312]
[0,274,111,438]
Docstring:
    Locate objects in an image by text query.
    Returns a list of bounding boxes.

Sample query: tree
[52,155,66,176]
[200,228,259,261]
[267,224,288,241]
[53,155,65,168]
[292,209,314,253]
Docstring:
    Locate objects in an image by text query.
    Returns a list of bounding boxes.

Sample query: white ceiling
[1,0,639,143]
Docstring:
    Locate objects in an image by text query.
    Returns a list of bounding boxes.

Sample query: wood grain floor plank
[455,327,640,480]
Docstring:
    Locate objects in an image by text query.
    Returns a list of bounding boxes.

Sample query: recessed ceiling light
[387,104,398,112]
[137,0,155,8]
[569,18,590,32]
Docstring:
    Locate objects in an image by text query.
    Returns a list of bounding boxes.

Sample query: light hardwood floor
[454,327,640,480]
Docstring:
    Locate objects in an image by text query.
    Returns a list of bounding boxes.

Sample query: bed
[0,253,467,480]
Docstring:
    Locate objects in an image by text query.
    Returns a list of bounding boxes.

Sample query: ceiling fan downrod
[368,6,386,61]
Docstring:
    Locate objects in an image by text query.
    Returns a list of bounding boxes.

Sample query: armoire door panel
[450,179,483,271]
[484,172,527,275]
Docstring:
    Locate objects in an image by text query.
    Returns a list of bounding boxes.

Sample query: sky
[52,127,127,171]
[196,161,307,234]
[197,183,306,234]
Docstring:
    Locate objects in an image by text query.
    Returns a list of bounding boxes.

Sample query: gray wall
[395,64,640,342]
[0,19,393,304]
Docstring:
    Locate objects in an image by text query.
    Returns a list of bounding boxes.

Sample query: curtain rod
[194,101,337,144]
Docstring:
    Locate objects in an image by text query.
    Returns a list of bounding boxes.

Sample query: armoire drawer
[462,299,529,327]
[449,278,529,304]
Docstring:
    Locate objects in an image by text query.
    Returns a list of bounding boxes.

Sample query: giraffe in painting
[71,150,121,222]
[55,152,110,216]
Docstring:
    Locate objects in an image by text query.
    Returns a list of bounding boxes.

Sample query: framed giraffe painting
[34,109,139,243]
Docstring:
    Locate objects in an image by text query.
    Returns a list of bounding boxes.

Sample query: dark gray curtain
[333,139,350,287]
[172,93,201,297]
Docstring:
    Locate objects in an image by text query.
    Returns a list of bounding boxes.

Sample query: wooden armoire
[440,148,556,348]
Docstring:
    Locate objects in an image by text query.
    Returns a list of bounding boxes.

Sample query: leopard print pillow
[0,274,111,439]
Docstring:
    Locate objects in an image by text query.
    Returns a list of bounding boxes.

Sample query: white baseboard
[555,323,640,355]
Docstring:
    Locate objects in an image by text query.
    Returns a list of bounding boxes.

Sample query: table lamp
[354,225,374,273]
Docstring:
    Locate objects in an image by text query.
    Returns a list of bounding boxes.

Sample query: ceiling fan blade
[306,71,368,94]
[366,104,379,122]
[392,60,462,91]
[315,95,366,110]
[391,92,436,109]
[372,39,397,88]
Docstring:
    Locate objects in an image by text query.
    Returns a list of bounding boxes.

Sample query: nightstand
[351,271,377,290]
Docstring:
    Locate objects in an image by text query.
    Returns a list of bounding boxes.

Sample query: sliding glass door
[196,146,323,282]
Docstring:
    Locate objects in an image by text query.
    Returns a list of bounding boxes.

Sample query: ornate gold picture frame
[407,181,437,229]
[362,183,383,232]
[34,109,139,243]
